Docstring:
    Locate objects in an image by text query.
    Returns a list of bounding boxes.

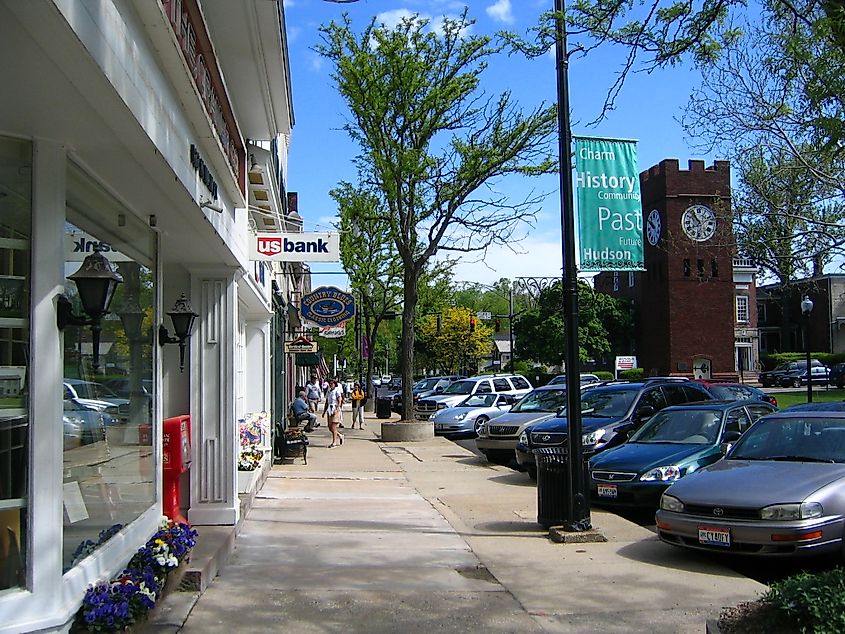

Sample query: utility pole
[508,287,515,371]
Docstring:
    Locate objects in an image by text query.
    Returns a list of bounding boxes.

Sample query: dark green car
[589,400,777,509]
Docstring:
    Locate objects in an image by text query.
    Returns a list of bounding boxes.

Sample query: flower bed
[75,517,197,632]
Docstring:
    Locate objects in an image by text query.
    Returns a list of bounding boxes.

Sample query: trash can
[376,396,392,419]
[534,447,569,528]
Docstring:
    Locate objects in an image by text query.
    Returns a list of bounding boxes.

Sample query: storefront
[0,1,292,630]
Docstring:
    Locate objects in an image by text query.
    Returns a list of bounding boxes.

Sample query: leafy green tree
[318,12,558,418]
[418,307,494,375]
[515,280,632,368]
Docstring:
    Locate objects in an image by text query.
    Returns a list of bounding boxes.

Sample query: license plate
[434,423,444,430]
[597,484,617,498]
[698,526,731,547]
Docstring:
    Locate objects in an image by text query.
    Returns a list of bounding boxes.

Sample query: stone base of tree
[379,421,433,442]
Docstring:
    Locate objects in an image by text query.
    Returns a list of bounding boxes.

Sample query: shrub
[594,371,614,380]
[619,368,644,380]
[763,567,845,634]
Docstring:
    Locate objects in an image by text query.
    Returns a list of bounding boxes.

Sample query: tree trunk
[400,265,420,421]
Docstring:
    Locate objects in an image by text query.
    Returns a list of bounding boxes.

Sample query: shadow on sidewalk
[488,472,535,487]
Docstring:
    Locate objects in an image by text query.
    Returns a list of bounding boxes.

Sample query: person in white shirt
[323,378,345,448]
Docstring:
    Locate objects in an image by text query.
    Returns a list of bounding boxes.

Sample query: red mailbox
[163,415,191,524]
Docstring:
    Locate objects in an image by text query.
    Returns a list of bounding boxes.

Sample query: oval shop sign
[301,286,355,327]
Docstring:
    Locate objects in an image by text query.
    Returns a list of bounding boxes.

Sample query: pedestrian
[306,377,321,413]
[289,390,317,432]
[351,382,365,429]
[323,378,344,448]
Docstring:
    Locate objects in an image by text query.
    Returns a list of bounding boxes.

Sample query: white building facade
[0,1,295,630]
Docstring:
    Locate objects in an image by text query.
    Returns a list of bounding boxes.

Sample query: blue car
[589,400,777,508]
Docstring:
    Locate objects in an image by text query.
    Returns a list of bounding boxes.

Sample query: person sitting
[290,390,317,432]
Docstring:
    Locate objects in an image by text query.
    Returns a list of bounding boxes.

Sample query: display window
[61,161,157,572]
[0,136,31,592]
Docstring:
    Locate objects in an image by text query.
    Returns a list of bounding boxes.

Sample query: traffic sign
[476,311,492,320]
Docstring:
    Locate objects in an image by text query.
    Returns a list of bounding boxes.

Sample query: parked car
[589,400,777,508]
[102,377,153,399]
[432,393,516,439]
[828,362,845,389]
[547,374,601,387]
[392,375,465,413]
[415,374,532,421]
[476,383,569,471]
[63,379,128,414]
[784,401,845,412]
[63,399,117,446]
[693,380,777,407]
[657,410,845,557]
[515,379,714,473]
[759,359,827,387]
[780,363,830,387]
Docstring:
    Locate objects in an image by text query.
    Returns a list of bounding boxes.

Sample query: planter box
[379,421,434,442]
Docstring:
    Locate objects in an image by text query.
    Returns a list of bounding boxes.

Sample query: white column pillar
[187,271,239,525]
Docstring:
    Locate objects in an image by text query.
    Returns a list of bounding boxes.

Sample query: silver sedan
[432,393,515,439]
[656,410,845,557]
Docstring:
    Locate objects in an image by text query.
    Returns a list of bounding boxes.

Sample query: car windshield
[461,394,497,408]
[707,385,751,401]
[69,381,119,400]
[630,409,722,444]
[560,388,638,418]
[730,416,845,462]
[414,379,439,390]
[512,388,568,413]
[443,380,475,395]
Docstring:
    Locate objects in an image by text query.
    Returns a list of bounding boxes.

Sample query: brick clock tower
[597,159,736,379]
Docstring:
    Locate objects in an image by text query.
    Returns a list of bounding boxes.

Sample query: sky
[281,0,716,290]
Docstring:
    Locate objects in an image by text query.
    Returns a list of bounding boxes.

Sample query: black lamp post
[159,293,199,372]
[57,252,124,373]
[801,295,814,403]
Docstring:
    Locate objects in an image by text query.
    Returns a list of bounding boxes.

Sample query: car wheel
[474,416,489,436]
[792,378,801,388]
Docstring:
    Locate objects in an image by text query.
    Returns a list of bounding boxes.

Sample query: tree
[332,182,403,396]
[318,12,558,419]
[417,307,494,374]
[515,280,633,368]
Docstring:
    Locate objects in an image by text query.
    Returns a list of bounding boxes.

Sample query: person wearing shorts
[324,378,345,448]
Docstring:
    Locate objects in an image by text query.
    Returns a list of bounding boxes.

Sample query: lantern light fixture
[159,293,199,372]
[57,252,124,373]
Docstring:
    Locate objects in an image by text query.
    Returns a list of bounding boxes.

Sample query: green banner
[574,137,644,271]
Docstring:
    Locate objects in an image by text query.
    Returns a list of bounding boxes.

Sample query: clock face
[646,209,662,246]
[681,204,716,242]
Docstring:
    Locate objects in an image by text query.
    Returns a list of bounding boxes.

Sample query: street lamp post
[801,295,814,403]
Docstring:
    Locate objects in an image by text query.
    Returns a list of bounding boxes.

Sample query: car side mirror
[719,442,734,455]
[721,430,741,443]
[434,386,443,393]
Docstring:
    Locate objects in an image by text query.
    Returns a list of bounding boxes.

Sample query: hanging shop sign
[285,336,318,353]
[250,232,340,262]
[574,137,645,272]
[319,324,347,339]
[301,286,355,327]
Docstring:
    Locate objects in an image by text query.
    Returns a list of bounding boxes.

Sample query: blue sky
[282,0,715,289]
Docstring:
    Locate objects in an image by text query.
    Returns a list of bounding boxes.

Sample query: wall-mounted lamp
[200,198,223,213]
[57,252,124,372]
[159,293,199,372]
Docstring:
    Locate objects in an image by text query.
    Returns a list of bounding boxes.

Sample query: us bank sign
[250,232,340,262]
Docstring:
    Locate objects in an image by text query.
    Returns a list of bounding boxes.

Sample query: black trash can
[534,447,569,528]
[376,396,392,419]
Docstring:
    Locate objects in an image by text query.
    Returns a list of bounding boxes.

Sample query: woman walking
[324,378,345,448]
[350,382,365,429]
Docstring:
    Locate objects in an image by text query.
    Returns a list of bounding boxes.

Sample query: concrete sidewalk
[168,407,764,633]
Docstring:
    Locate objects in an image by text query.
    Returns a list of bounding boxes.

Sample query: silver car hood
[668,459,845,507]
[487,411,555,426]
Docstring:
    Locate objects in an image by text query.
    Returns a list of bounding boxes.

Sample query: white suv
[415,374,533,421]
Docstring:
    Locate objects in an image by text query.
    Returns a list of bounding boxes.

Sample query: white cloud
[308,54,324,72]
[486,0,514,24]
[376,9,420,31]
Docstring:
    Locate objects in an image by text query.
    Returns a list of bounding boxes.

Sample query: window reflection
[0,136,30,591]
[62,163,156,573]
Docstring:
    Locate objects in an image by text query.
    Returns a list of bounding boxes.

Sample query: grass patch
[768,388,845,409]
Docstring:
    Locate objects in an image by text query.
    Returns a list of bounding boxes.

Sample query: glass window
[638,388,667,413]
[724,408,752,436]
[492,378,511,392]
[61,162,156,573]
[0,136,31,591]
[662,385,689,406]
[736,296,749,323]
[511,376,530,390]
[682,384,713,402]
[475,380,492,394]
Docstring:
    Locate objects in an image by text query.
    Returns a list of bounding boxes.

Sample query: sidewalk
[163,406,764,633]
